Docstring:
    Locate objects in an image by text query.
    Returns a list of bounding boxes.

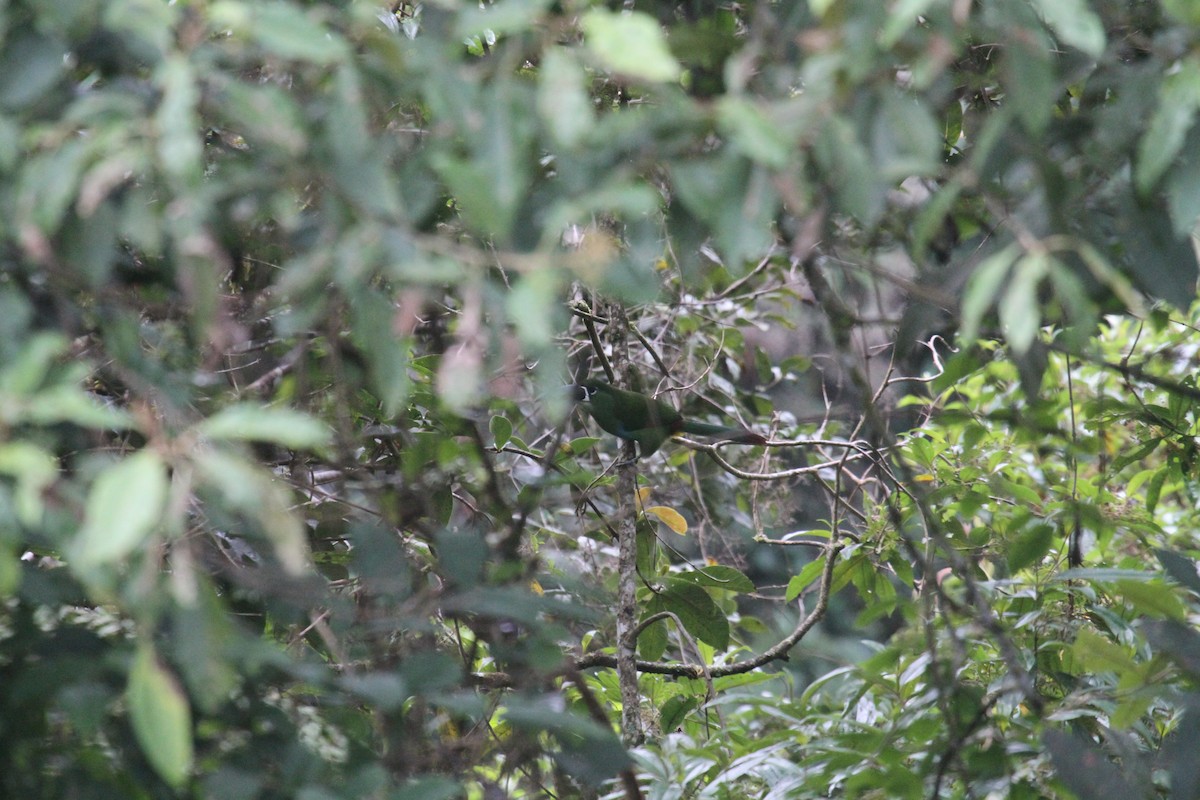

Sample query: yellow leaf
[914,473,935,482]
[645,505,688,535]
[529,580,544,596]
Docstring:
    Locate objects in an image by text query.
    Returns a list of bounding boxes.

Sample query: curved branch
[574,541,842,679]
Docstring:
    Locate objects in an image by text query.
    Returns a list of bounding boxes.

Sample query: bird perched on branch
[570,380,767,459]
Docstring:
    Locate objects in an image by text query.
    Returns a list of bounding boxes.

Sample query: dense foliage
[2,0,1200,798]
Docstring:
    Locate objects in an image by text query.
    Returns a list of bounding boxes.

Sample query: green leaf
[1137,58,1200,194]
[193,448,309,575]
[659,694,701,733]
[660,578,729,650]
[1072,628,1136,675]
[198,404,331,449]
[672,565,755,594]
[76,450,168,566]
[1030,0,1107,57]
[155,55,203,185]
[999,252,1050,354]
[0,442,59,525]
[456,0,556,38]
[127,643,193,787]
[961,244,1020,343]
[0,30,66,110]
[581,9,682,83]
[637,610,668,661]
[490,415,513,449]
[538,48,594,149]
[212,1,349,64]
[870,91,941,178]
[786,558,826,602]
[1156,549,1200,596]
[1008,523,1055,573]
[1114,579,1187,621]
[717,97,791,169]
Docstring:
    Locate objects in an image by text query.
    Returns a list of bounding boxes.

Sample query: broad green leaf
[0,443,59,525]
[127,643,193,787]
[637,610,668,661]
[871,92,941,178]
[961,246,1020,343]
[1114,579,1187,620]
[198,404,331,449]
[212,1,349,64]
[673,566,755,594]
[659,694,701,733]
[1005,34,1057,134]
[581,9,682,83]
[999,252,1050,354]
[155,56,202,185]
[1072,628,1136,675]
[717,96,791,169]
[786,558,826,602]
[538,48,594,149]
[76,450,168,566]
[0,30,66,110]
[456,0,555,38]
[661,578,729,650]
[1008,523,1055,573]
[1156,549,1200,596]
[880,0,940,47]
[490,415,513,449]
[0,332,65,395]
[1162,0,1200,25]
[1030,0,1107,57]
[1137,58,1200,194]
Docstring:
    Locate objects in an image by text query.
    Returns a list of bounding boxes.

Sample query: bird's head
[568,381,601,405]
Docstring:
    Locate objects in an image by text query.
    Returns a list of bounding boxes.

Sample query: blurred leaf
[999,252,1049,354]
[582,9,682,83]
[1137,58,1200,195]
[0,442,59,525]
[76,450,168,567]
[0,29,66,110]
[456,0,555,38]
[127,643,194,788]
[717,97,791,169]
[212,1,349,64]
[1030,0,1106,57]
[155,55,203,185]
[1113,579,1187,620]
[1008,523,1054,573]
[193,448,309,575]
[538,48,594,149]
[1156,548,1200,596]
[870,91,941,178]
[1073,628,1136,675]
[198,404,331,449]
[1043,728,1139,800]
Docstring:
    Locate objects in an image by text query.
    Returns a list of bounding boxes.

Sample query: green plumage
[570,380,766,458]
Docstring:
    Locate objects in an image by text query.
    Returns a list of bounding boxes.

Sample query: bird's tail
[679,420,767,445]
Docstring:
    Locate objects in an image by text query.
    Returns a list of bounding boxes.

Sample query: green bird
[570,380,767,459]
